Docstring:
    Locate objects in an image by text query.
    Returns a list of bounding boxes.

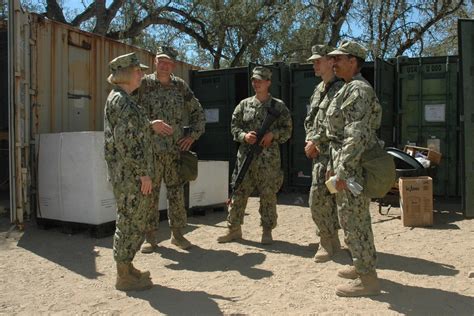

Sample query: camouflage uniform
[228,94,292,229]
[136,72,205,230]
[104,84,155,264]
[304,76,344,238]
[325,71,382,274]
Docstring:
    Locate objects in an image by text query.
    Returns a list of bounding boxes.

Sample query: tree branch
[45,0,66,23]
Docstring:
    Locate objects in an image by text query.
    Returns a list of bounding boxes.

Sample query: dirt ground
[0,193,473,315]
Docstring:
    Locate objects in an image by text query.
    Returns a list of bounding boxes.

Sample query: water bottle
[346,177,363,196]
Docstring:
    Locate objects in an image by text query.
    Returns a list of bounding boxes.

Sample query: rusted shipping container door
[9,0,32,224]
[67,38,91,132]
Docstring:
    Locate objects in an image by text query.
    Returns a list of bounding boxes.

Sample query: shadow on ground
[238,238,315,259]
[376,278,474,314]
[15,223,109,279]
[377,251,458,276]
[128,284,234,315]
[158,245,273,280]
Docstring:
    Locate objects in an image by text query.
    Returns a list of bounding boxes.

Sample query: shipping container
[374,58,397,148]
[396,56,460,197]
[191,67,248,177]
[30,14,196,134]
[4,2,198,224]
[287,63,320,188]
[458,19,474,217]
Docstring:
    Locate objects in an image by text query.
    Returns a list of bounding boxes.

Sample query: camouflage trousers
[335,189,377,274]
[309,184,339,237]
[309,159,339,237]
[113,183,154,263]
[146,152,187,231]
[227,163,283,229]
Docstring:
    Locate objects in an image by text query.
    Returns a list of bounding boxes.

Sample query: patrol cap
[307,44,334,61]
[156,46,178,60]
[328,41,367,60]
[251,66,272,81]
[108,52,149,73]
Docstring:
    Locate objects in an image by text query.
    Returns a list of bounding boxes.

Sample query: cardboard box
[404,145,442,165]
[399,176,433,227]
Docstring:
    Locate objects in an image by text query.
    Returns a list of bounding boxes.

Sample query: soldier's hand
[260,132,274,148]
[304,141,319,159]
[244,131,257,144]
[178,136,194,151]
[140,176,153,195]
[335,178,347,192]
[151,120,173,136]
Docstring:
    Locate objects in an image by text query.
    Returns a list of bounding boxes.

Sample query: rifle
[228,101,281,205]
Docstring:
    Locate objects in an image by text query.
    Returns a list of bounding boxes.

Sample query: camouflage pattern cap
[156,46,178,60]
[328,41,367,60]
[251,66,272,80]
[307,44,334,61]
[108,52,149,73]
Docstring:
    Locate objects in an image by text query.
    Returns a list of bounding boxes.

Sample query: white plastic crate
[189,161,229,208]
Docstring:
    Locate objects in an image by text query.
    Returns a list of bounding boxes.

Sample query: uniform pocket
[243,108,255,122]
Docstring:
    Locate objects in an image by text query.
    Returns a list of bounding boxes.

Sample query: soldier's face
[312,59,322,76]
[155,57,176,76]
[251,78,271,94]
[313,57,334,77]
[332,55,353,80]
[130,67,144,90]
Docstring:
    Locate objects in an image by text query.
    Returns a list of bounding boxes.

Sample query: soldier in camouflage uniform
[325,41,382,297]
[304,45,344,263]
[217,66,292,245]
[104,53,155,291]
[136,46,205,251]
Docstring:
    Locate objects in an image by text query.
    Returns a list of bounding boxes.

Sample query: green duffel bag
[360,143,396,198]
[180,151,198,182]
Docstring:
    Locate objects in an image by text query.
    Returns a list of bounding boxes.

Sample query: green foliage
[20,0,471,68]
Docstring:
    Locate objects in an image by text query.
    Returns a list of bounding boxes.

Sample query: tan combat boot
[337,265,358,279]
[217,225,242,243]
[335,271,381,297]
[261,227,273,245]
[141,231,158,254]
[314,236,333,262]
[115,263,153,291]
[129,263,151,280]
[170,228,192,250]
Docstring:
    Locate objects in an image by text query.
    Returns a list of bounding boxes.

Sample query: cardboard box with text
[399,176,433,227]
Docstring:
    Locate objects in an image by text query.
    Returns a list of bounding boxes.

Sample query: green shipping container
[458,19,474,217]
[288,63,320,187]
[191,67,248,176]
[397,56,460,197]
[374,59,397,148]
